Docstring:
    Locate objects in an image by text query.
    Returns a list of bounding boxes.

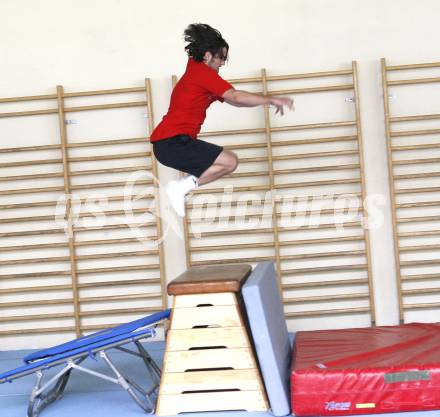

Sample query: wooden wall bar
[0,81,166,340]
[382,58,440,322]
[180,63,375,326]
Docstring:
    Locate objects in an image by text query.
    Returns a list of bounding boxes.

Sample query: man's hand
[269,96,294,115]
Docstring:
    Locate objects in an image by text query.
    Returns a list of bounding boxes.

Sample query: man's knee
[226,151,238,173]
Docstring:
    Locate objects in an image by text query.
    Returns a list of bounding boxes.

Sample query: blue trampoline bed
[0,310,170,417]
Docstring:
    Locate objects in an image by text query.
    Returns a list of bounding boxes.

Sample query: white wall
[1,0,440,348]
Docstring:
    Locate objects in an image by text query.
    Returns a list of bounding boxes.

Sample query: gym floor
[0,341,438,417]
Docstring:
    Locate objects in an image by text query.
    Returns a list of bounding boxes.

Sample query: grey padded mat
[242,261,292,416]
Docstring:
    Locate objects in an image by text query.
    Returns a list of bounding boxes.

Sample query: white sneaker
[166,180,186,217]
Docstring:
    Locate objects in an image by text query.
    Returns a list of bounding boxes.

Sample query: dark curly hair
[183,23,229,62]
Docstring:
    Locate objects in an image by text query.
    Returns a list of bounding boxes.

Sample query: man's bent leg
[197,150,238,186]
[165,150,237,217]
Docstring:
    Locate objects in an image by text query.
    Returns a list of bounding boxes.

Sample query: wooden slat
[280,249,365,261]
[81,292,161,303]
[400,273,440,281]
[190,242,273,252]
[0,93,57,103]
[0,298,73,308]
[285,307,370,318]
[192,184,269,195]
[189,227,273,238]
[0,229,64,237]
[400,259,440,267]
[388,77,440,86]
[74,237,153,246]
[0,284,72,295]
[190,256,274,267]
[268,83,353,95]
[386,61,440,70]
[283,278,369,289]
[391,127,440,137]
[0,327,76,336]
[402,287,440,295]
[275,163,360,174]
[226,68,352,84]
[394,244,440,252]
[78,278,161,289]
[75,249,158,261]
[274,178,360,189]
[281,264,367,275]
[273,149,359,160]
[393,157,440,165]
[64,86,146,97]
[0,144,60,153]
[280,235,364,246]
[0,172,63,182]
[0,201,59,210]
[395,186,440,194]
[284,292,369,304]
[79,306,158,317]
[74,223,157,232]
[0,242,68,252]
[77,208,155,219]
[70,179,152,191]
[278,220,363,232]
[0,108,58,118]
[0,185,65,195]
[0,270,71,280]
[68,151,150,162]
[0,158,62,168]
[272,135,357,146]
[394,172,440,181]
[403,302,440,310]
[390,113,440,122]
[392,143,440,151]
[76,264,160,275]
[64,101,147,113]
[0,292,161,309]
[397,215,440,223]
[70,165,151,176]
[0,312,75,323]
[398,229,440,237]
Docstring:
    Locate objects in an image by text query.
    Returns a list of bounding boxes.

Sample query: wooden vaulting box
[156,264,268,415]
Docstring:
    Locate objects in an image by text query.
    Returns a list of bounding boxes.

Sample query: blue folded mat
[0,309,170,383]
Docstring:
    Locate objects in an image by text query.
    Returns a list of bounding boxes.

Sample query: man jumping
[150,23,294,217]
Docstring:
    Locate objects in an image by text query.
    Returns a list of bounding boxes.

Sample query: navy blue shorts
[152,135,223,178]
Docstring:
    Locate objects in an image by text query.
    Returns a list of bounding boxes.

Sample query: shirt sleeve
[199,68,233,101]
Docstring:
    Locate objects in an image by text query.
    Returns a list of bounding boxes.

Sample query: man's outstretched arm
[222,88,294,115]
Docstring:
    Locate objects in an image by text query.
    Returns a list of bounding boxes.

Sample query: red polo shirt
[150,58,233,142]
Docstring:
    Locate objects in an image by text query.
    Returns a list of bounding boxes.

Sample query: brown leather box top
[167,264,252,295]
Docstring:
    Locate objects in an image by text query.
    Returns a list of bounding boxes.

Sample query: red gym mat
[291,323,440,415]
